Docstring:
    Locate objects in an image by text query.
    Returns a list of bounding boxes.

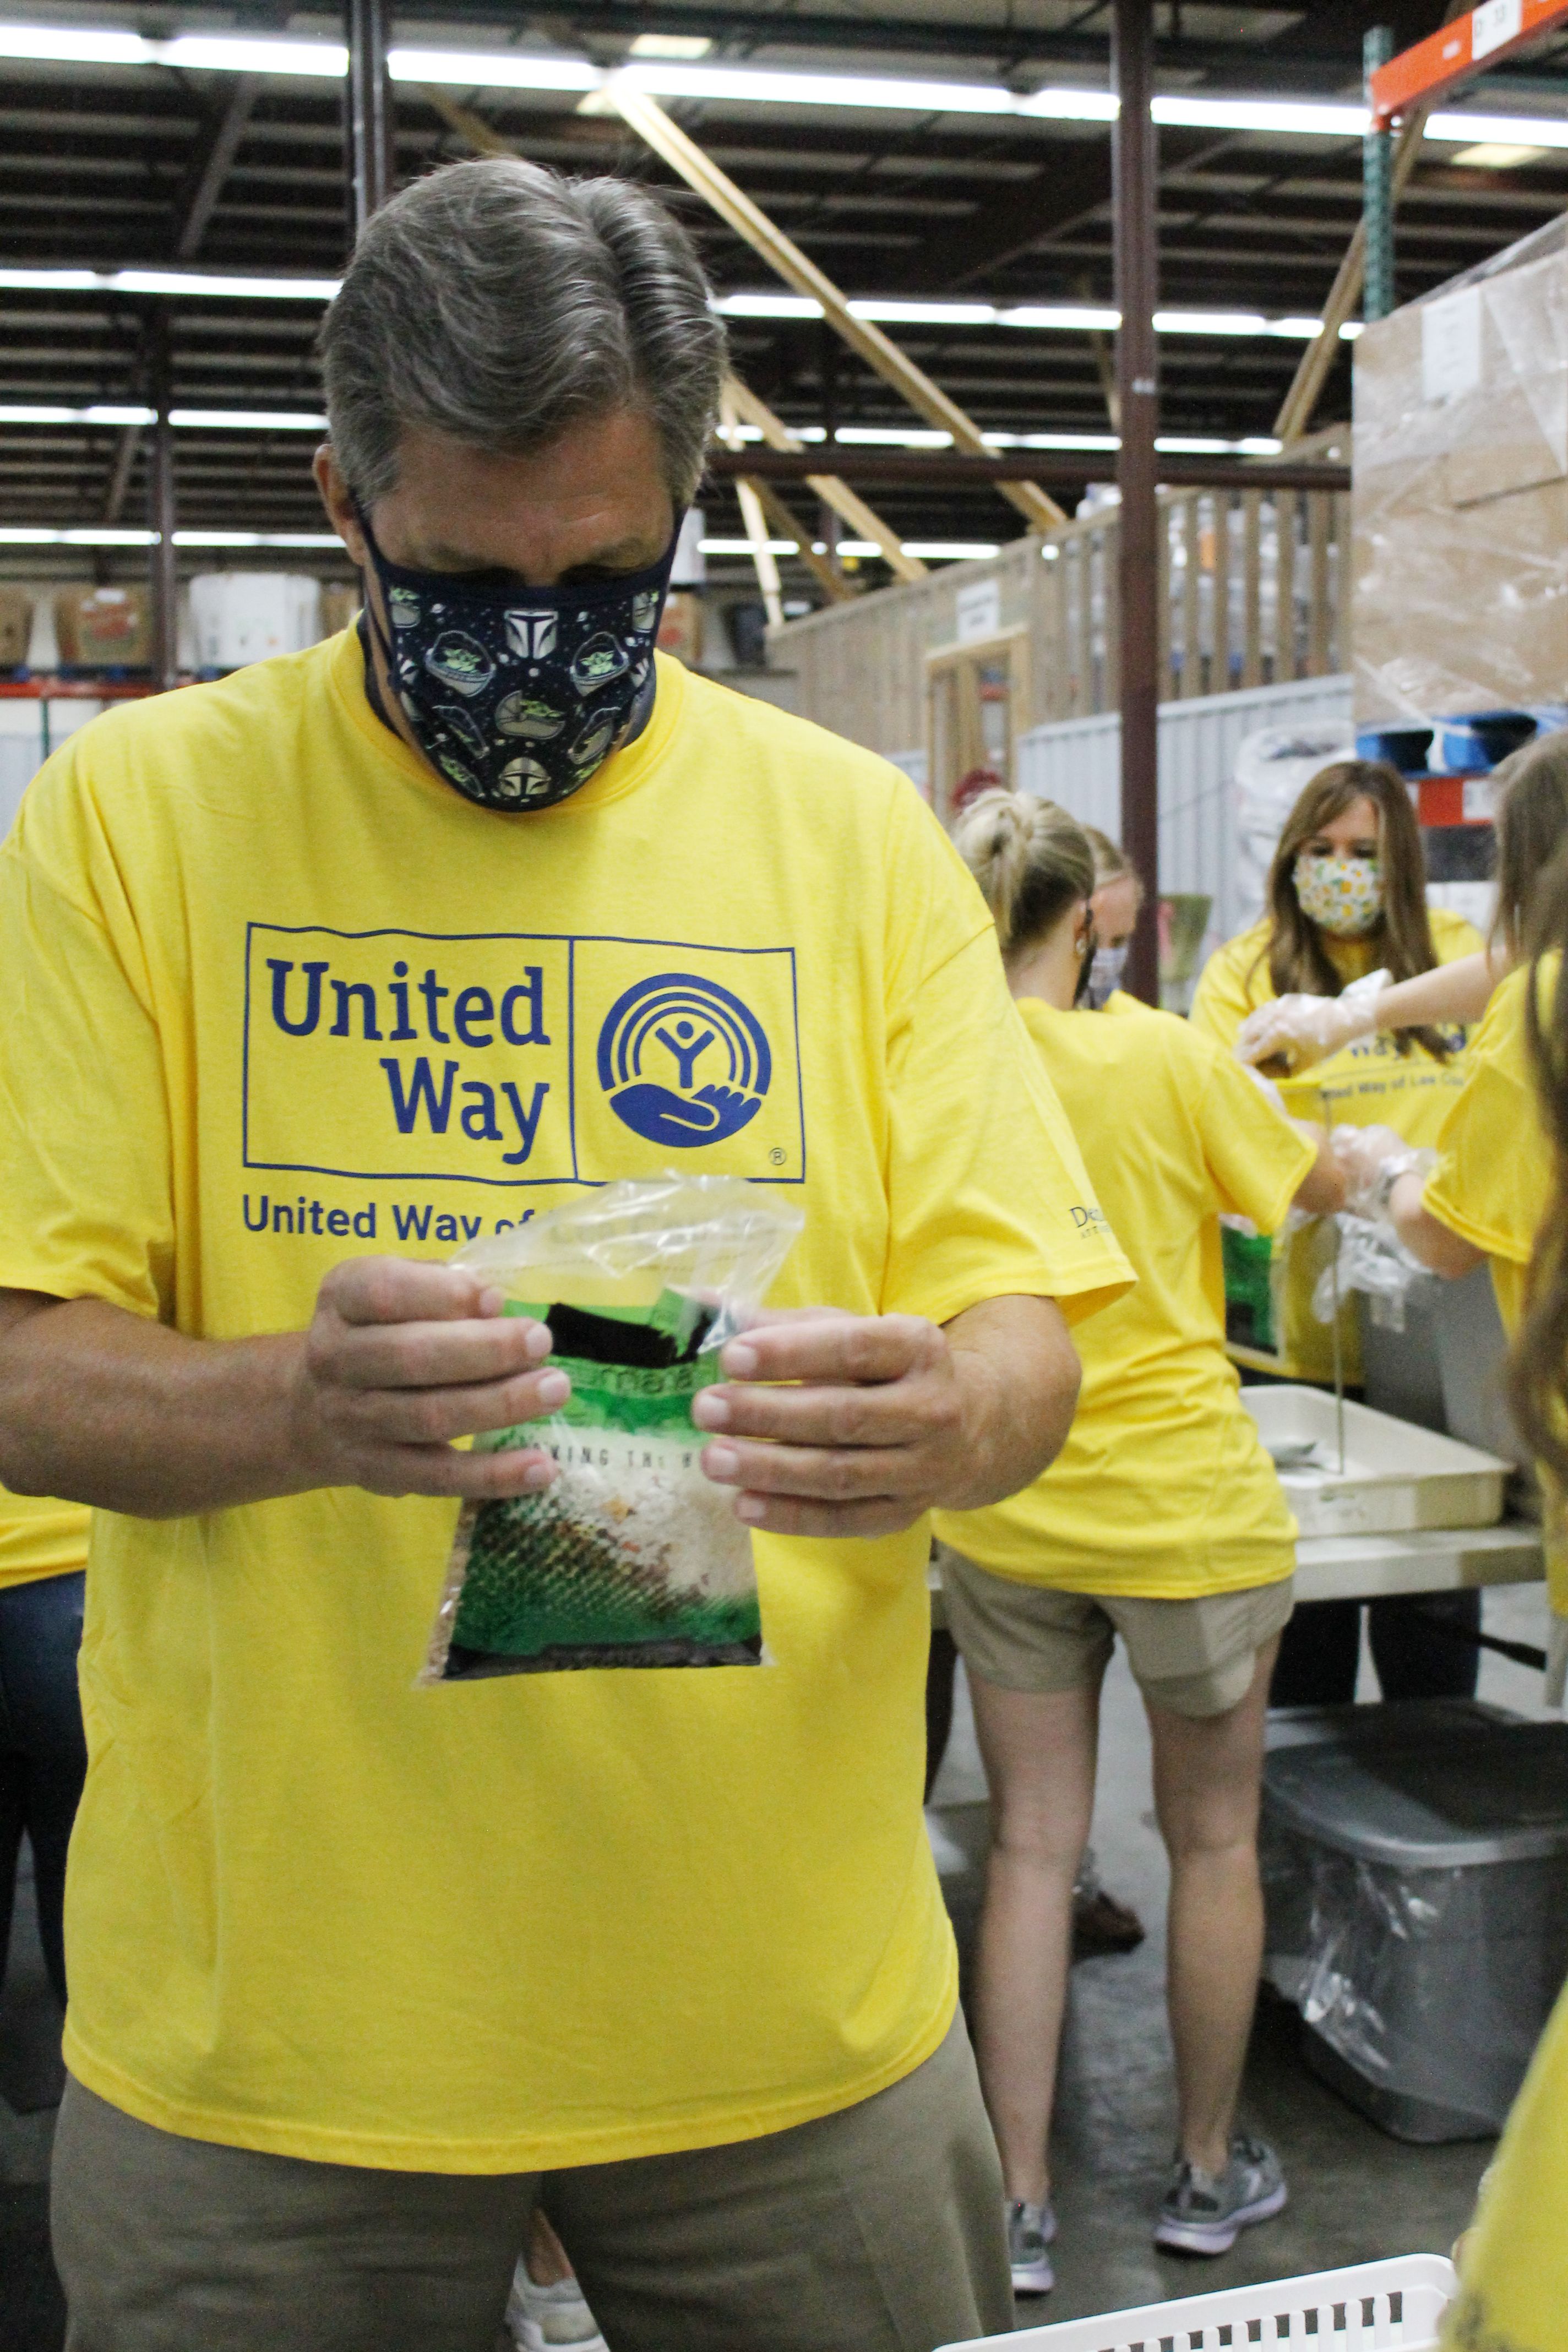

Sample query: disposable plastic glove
[1329,1122,1434,1222]
[1234,968,1391,1073]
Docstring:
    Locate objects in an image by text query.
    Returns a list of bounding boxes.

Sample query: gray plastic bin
[1260,1703,1568,2140]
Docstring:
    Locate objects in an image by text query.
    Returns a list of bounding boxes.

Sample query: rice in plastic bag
[420,1175,801,1680]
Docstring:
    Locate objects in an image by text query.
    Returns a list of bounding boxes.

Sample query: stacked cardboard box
[1353,214,1568,723]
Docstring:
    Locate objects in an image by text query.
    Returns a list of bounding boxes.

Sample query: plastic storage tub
[1240,1386,1510,1539]
[939,2252,1456,2350]
[1261,1707,1568,2139]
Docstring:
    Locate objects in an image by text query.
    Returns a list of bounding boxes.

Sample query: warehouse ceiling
[2,0,1567,580]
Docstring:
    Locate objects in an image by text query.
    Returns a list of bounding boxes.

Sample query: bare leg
[1146,1638,1278,2177]
[968,1671,1101,2204]
[524,2206,575,2286]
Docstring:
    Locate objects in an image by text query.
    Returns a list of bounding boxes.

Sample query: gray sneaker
[1154,2134,1287,2255]
[1006,2197,1057,2294]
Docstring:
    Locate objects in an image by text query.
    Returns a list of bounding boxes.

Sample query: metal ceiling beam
[706,449,1350,492]
[1113,0,1160,1004]
[176,73,260,259]
[345,0,395,239]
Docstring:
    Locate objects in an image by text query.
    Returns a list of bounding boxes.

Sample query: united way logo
[597,972,772,1147]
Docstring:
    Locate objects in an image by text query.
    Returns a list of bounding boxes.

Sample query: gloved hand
[1329,1123,1434,1222]
[1234,968,1391,1073]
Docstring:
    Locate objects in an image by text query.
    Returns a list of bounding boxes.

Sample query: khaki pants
[52,2011,1011,2352]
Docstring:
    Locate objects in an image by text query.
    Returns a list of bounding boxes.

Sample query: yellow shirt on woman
[1444,1977,1568,2350]
[0,635,1131,2173]
[1190,906,1482,1142]
[935,996,1313,1597]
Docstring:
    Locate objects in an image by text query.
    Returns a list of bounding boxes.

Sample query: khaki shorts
[938,1544,1294,1719]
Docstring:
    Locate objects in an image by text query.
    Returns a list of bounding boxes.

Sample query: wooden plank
[1273,493,1297,684]
[1308,490,1332,676]
[1156,502,1172,706]
[747,478,853,603]
[1213,495,1232,694]
[609,84,1068,533]
[1101,520,1120,717]
[1242,491,1262,690]
[1180,495,1201,699]
[720,375,927,582]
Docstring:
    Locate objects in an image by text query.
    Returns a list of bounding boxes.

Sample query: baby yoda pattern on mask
[357,510,681,813]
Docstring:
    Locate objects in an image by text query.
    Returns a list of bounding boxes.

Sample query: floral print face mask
[1294,852,1383,939]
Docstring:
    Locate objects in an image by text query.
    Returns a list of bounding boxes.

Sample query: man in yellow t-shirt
[0,162,1131,2352]
[0,1485,90,2012]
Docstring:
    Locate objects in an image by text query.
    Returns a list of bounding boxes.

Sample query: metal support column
[345,0,394,243]
[1363,26,1396,324]
[146,308,178,692]
[1112,0,1160,1004]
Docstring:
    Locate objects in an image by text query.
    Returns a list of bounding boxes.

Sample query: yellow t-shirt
[934,997,1313,1597]
[0,1483,90,1592]
[0,634,1132,2171]
[1424,962,1551,1342]
[1444,1977,1568,2351]
[1189,907,1483,1143]
[1424,960,1565,1614]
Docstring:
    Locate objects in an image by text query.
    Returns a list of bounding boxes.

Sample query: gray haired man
[0,160,1129,2351]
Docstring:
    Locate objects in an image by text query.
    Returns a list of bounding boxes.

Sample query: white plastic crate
[940,2252,1457,2351]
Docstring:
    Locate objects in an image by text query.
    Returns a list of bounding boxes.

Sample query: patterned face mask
[356,507,681,812]
[1085,943,1128,1008]
[1294,852,1384,938]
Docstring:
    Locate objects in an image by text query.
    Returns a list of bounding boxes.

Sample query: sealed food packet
[420,1175,802,1682]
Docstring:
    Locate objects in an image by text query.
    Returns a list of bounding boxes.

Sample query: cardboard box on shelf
[657,590,703,668]
[55,584,152,669]
[1352,214,1568,725]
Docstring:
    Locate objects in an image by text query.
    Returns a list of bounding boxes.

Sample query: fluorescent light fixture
[170,410,327,430]
[832,424,953,447]
[175,530,342,546]
[64,527,155,545]
[1015,86,1120,122]
[390,46,600,91]
[699,537,799,556]
[161,34,344,75]
[628,31,713,57]
[1450,139,1550,167]
[1002,303,1122,331]
[0,21,144,63]
[618,62,1016,113]
[1267,317,1330,339]
[902,542,1001,560]
[0,265,341,300]
[1019,431,1121,450]
[1155,309,1268,335]
[0,404,80,424]
[715,293,823,320]
[848,298,996,325]
[1152,94,1366,137]
[1427,110,1568,149]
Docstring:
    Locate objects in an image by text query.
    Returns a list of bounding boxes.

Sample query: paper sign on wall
[1422,287,1484,405]
[955,576,1002,643]
[1471,0,1523,63]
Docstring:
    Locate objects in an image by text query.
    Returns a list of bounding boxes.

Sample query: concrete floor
[927,1579,1557,2329]
[0,1581,1555,2348]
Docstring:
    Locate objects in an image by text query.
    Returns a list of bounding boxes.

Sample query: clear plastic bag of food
[420,1175,802,1683]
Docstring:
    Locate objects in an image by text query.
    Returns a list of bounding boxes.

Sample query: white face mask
[1294,852,1384,939]
[1085,944,1128,1008]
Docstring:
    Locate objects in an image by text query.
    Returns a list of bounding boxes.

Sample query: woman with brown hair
[1190,757,1484,1708]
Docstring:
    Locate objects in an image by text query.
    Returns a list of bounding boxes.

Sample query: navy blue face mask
[356,507,681,812]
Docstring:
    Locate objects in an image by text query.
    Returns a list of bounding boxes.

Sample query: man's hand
[691,1293,1079,1540]
[289,1258,567,1500]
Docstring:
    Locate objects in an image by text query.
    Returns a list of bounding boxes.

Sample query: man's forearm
[940,1293,1080,1512]
[1389,1175,1486,1280]
[0,1293,307,1517]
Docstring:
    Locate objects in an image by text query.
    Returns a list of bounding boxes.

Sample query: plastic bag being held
[420,1176,802,1683]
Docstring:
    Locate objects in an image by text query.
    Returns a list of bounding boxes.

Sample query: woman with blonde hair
[937,790,1344,2290]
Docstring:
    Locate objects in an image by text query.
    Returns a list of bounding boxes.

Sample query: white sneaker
[506,2260,609,2352]
[1006,2197,1057,2294]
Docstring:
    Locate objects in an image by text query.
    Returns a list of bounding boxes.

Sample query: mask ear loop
[1072,910,1099,1007]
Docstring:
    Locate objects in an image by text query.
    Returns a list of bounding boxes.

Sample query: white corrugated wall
[1015,672,1354,959]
